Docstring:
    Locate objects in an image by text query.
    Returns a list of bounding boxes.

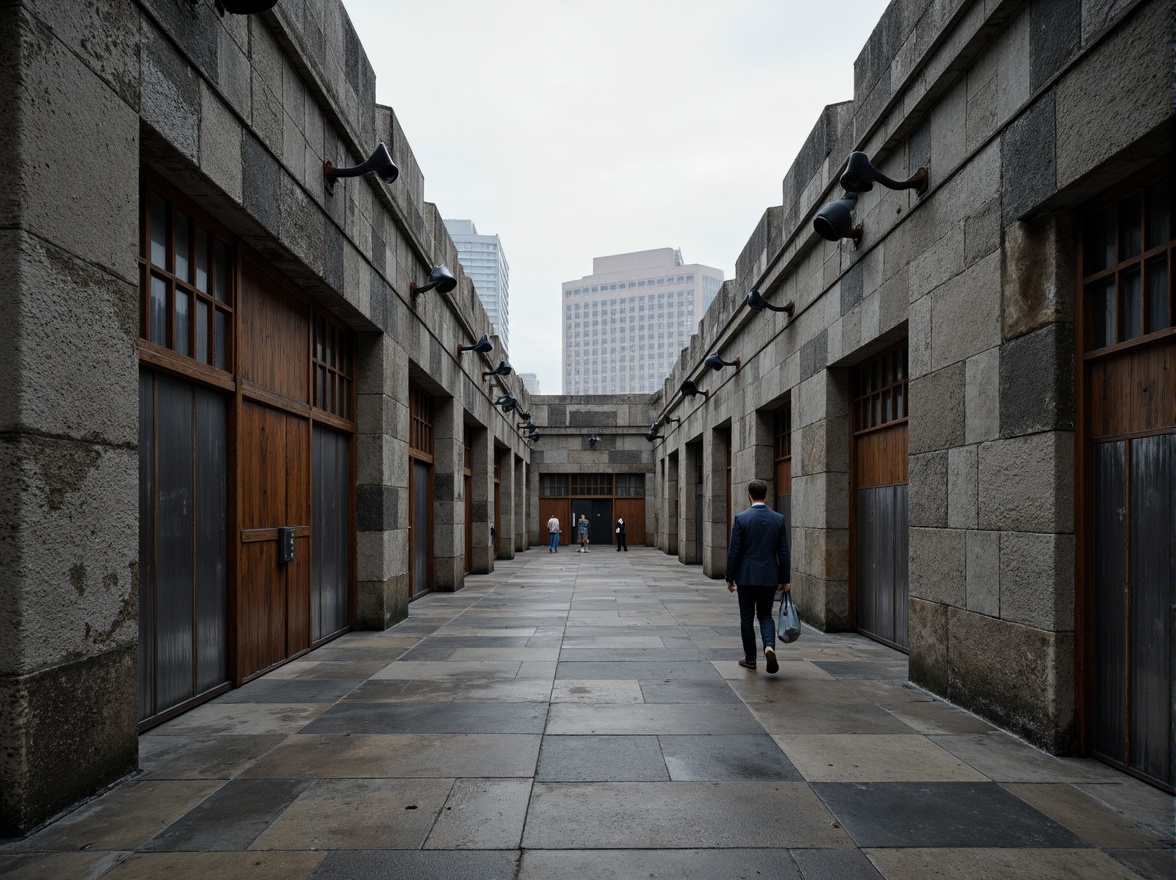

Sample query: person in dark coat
[724,479,791,674]
[615,517,627,551]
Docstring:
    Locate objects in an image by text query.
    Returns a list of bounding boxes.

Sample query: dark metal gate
[312,425,350,641]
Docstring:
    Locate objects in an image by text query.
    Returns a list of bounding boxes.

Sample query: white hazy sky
[341,0,892,393]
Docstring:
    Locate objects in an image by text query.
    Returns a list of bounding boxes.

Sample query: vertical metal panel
[138,372,156,720]
[194,388,228,692]
[1128,434,1175,785]
[155,377,195,709]
[876,486,895,643]
[1093,441,1127,764]
[694,483,703,561]
[412,459,431,596]
[895,484,910,649]
[313,425,349,640]
[857,489,875,637]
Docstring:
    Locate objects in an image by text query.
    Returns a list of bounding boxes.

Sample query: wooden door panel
[1088,345,1175,440]
[539,499,570,546]
[854,424,909,488]
[239,257,310,402]
[614,498,645,545]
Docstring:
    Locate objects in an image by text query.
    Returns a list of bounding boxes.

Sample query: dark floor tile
[141,778,311,851]
[536,735,669,782]
[519,849,806,879]
[659,735,801,781]
[639,678,742,704]
[138,734,286,779]
[559,647,705,662]
[562,626,691,638]
[215,679,362,704]
[812,661,908,680]
[1106,848,1176,880]
[314,850,519,879]
[555,661,724,681]
[813,782,1089,848]
[791,847,886,879]
[298,701,547,734]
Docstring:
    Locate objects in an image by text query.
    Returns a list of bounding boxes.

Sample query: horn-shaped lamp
[411,265,457,297]
[324,142,399,192]
[458,334,493,355]
[746,289,796,315]
[841,151,928,196]
[704,353,741,371]
[813,192,863,245]
[482,361,513,380]
[680,379,708,400]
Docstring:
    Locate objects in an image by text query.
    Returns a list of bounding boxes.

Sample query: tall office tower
[444,219,510,350]
[562,248,724,395]
[518,372,541,395]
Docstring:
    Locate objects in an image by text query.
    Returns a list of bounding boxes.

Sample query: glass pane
[150,274,168,346]
[316,366,325,408]
[1144,180,1170,250]
[174,212,191,283]
[195,299,209,363]
[195,228,209,293]
[882,389,892,422]
[1090,279,1117,348]
[150,193,167,268]
[1087,206,1115,272]
[1118,194,1142,260]
[214,240,228,303]
[326,373,334,412]
[1146,256,1170,332]
[1122,268,1142,341]
[896,384,905,418]
[215,309,227,370]
[175,290,190,356]
[340,379,349,419]
[315,317,324,361]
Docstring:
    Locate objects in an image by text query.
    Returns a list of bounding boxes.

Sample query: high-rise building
[444,219,510,350]
[518,372,541,395]
[562,248,724,395]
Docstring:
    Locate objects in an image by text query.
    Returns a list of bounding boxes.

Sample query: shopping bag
[777,592,801,644]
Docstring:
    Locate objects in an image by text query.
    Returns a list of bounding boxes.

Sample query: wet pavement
[2,547,1172,879]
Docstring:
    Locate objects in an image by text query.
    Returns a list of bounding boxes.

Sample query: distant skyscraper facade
[518,372,541,395]
[562,248,724,395]
[444,219,510,350]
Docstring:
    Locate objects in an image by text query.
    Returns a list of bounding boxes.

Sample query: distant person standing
[615,517,627,551]
[547,514,561,553]
[577,514,590,552]
[725,479,790,674]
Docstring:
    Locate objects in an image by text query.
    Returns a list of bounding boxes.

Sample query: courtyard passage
[1,548,1170,880]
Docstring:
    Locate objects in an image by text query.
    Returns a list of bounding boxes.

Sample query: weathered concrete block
[908,596,950,696]
[1000,92,1055,223]
[995,6,1031,124]
[909,527,966,606]
[946,607,1076,752]
[199,83,243,203]
[908,289,933,379]
[965,529,1000,616]
[947,445,978,529]
[0,232,138,445]
[217,19,251,119]
[0,436,138,674]
[931,250,1001,372]
[141,19,200,163]
[999,531,1076,631]
[27,0,139,106]
[965,347,1000,444]
[978,432,1074,533]
[909,450,948,528]
[1030,0,1081,92]
[0,645,138,836]
[999,322,1075,437]
[911,226,964,302]
[909,361,965,454]
[964,197,1000,267]
[930,75,968,181]
[1001,213,1076,339]
[355,576,407,631]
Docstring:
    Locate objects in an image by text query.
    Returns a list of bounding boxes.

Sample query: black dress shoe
[738,658,756,670]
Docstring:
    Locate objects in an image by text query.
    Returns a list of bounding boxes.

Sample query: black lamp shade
[814,193,860,242]
[460,334,494,354]
[326,142,399,186]
[218,0,278,14]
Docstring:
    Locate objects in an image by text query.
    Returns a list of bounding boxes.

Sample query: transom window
[1083,173,1172,351]
[853,345,908,434]
[409,385,434,457]
[774,401,792,463]
[615,475,645,496]
[313,314,353,420]
[139,180,233,371]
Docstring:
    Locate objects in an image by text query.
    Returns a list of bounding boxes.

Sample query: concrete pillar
[433,396,462,591]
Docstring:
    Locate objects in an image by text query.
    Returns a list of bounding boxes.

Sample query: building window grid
[312,314,353,420]
[409,385,434,457]
[1083,173,1172,351]
[140,179,234,371]
[852,346,908,434]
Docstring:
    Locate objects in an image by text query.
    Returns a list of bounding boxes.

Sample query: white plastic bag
[777,592,801,644]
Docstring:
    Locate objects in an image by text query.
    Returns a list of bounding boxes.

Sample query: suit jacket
[725,503,790,586]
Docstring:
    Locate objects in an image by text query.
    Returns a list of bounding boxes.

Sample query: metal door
[138,371,228,725]
[411,458,432,596]
[312,425,350,642]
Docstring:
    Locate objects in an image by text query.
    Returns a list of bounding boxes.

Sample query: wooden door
[851,345,910,651]
[1079,167,1174,790]
[613,498,646,545]
[539,498,571,547]
[238,400,311,679]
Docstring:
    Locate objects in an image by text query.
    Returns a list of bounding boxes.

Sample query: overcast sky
[341,0,892,393]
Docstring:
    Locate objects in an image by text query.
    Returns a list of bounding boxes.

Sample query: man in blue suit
[725,479,791,674]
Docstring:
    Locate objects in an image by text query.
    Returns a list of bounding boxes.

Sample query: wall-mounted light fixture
[518,420,537,433]
[813,192,863,246]
[458,334,493,355]
[704,353,741,372]
[525,430,541,442]
[193,0,278,16]
[680,379,709,400]
[482,361,513,380]
[495,394,518,414]
[323,142,398,192]
[746,289,796,316]
[588,435,599,448]
[841,151,928,196]
[516,411,532,422]
[645,416,678,442]
[411,265,457,297]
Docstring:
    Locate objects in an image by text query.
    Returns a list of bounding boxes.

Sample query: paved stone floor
[2,547,1172,879]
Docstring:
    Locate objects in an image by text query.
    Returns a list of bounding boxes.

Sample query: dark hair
[747,479,768,501]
